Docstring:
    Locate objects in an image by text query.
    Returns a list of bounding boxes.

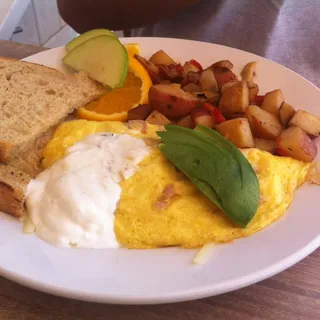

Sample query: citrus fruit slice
[76,45,152,122]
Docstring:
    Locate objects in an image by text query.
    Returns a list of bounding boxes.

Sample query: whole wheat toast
[0,58,105,216]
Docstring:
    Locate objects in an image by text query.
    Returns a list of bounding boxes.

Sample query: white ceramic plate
[0,38,319,304]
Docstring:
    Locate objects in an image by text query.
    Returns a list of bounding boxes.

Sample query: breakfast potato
[149,84,201,119]
[276,126,317,162]
[261,89,284,116]
[158,64,182,82]
[247,81,259,103]
[149,50,176,65]
[211,60,233,69]
[254,138,276,154]
[192,91,221,104]
[219,81,249,116]
[241,62,257,82]
[127,104,152,121]
[199,69,219,92]
[182,61,200,78]
[220,80,240,93]
[146,110,171,125]
[289,110,320,138]
[216,118,254,148]
[279,102,295,127]
[245,105,283,140]
[134,54,161,84]
[177,114,195,129]
[182,83,202,92]
[191,107,215,128]
[212,67,238,89]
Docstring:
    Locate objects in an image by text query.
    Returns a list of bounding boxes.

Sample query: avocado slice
[66,29,117,51]
[157,125,259,227]
[63,35,128,88]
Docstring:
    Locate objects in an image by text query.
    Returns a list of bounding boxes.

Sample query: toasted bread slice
[0,164,31,217]
[9,127,54,178]
[0,58,105,163]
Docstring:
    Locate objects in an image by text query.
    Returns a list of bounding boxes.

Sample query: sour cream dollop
[26,133,150,248]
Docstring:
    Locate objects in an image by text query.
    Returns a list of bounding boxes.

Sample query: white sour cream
[26,133,150,248]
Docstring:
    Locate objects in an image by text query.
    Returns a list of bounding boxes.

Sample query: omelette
[42,119,317,249]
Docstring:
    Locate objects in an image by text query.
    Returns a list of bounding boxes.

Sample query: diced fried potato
[182,83,202,92]
[177,114,195,129]
[221,80,240,93]
[146,110,171,125]
[134,54,161,84]
[276,126,317,162]
[127,104,152,121]
[199,69,219,92]
[241,62,257,81]
[289,109,320,138]
[254,138,276,154]
[279,102,295,127]
[219,81,249,116]
[245,105,283,140]
[211,60,233,69]
[192,91,221,104]
[149,50,176,65]
[247,81,259,103]
[149,84,200,119]
[182,62,200,78]
[216,118,254,148]
[158,64,182,82]
[211,67,238,89]
[261,89,284,116]
[191,107,215,128]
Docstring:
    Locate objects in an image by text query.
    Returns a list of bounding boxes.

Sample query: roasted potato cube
[191,107,215,128]
[216,118,254,148]
[289,109,320,138]
[254,138,276,154]
[247,81,259,103]
[149,50,176,65]
[158,64,182,82]
[127,104,152,121]
[182,61,200,78]
[275,126,317,162]
[241,62,257,81]
[211,60,233,69]
[221,80,240,93]
[134,54,161,84]
[279,102,295,127]
[261,89,284,116]
[212,67,238,89]
[199,69,219,92]
[146,110,171,125]
[182,83,202,92]
[192,91,221,105]
[219,81,249,116]
[177,114,195,129]
[245,105,283,140]
[149,84,200,119]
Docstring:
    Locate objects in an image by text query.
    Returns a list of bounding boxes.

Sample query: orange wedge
[76,44,152,122]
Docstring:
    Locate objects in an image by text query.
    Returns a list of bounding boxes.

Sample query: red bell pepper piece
[254,95,265,106]
[190,59,203,72]
[203,103,226,124]
[176,63,184,76]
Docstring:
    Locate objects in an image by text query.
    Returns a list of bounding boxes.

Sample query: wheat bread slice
[0,59,105,163]
[9,127,54,178]
[0,164,31,217]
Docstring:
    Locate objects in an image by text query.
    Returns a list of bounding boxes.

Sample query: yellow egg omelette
[42,120,318,249]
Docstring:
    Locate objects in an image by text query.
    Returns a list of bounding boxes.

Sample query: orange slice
[76,44,152,122]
